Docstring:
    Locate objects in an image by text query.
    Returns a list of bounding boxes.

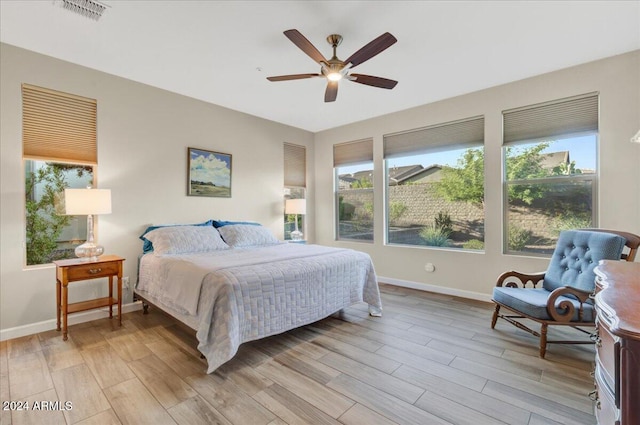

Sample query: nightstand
[53,255,125,340]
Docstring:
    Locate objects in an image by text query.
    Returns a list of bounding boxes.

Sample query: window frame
[501,93,599,256]
[22,83,98,267]
[283,143,307,240]
[383,116,485,250]
[333,139,374,243]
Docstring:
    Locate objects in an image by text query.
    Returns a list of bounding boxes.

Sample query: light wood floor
[1,284,597,425]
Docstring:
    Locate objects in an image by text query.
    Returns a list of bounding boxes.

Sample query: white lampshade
[64,188,112,215]
[285,199,306,215]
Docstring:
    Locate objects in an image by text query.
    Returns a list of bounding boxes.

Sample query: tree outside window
[503,135,596,255]
[25,160,93,265]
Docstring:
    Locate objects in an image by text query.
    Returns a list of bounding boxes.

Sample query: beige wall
[2,42,638,338]
[0,43,314,335]
[314,50,640,299]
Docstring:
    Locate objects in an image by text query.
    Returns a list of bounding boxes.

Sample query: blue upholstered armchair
[491,229,640,358]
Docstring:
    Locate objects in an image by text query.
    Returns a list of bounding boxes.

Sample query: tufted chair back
[543,230,626,293]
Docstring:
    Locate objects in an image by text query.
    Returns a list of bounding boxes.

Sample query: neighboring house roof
[540,151,570,170]
[388,165,424,181]
[400,165,443,184]
[341,164,446,187]
[352,170,374,182]
[340,151,580,189]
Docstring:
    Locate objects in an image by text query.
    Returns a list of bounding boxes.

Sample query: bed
[134,221,382,373]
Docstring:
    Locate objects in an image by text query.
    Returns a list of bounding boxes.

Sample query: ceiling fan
[267,29,398,102]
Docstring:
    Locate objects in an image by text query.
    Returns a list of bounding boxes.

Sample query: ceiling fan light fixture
[267,29,398,102]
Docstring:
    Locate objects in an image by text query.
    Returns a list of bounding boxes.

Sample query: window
[503,93,598,255]
[284,143,306,240]
[22,84,97,265]
[334,139,374,241]
[384,117,485,249]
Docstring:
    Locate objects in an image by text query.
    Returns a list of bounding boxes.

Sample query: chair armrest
[546,286,592,322]
[496,271,545,288]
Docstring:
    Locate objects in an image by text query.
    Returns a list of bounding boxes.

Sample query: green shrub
[463,239,485,250]
[508,225,532,251]
[338,196,354,220]
[434,211,453,235]
[552,214,592,235]
[355,202,373,221]
[388,201,407,223]
[420,225,451,247]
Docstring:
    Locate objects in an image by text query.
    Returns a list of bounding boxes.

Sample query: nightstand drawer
[66,261,120,281]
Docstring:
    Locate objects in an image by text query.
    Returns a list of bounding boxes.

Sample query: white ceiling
[1,1,639,132]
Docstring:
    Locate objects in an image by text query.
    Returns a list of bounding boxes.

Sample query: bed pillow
[139,220,213,253]
[217,224,280,248]
[212,220,261,228]
[144,225,229,255]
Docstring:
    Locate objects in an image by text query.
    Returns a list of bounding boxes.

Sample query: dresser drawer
[66,261,120,281]
[594,371,620,425]
[595,319,619,394]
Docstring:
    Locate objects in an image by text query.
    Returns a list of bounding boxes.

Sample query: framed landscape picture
[187,147,232,197]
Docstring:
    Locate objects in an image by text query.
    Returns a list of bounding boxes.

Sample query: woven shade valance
[333,139,373,167]
[503,93,598,145]
[22,83,97,164]
[384,116,484,158]
[284,143,306,187]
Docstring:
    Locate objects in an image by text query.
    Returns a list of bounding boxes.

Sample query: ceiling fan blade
[284,29,327,64]
[344,32,397,68]
[350,74,398,89]
[267,73,321,82]
[324,81,338,102]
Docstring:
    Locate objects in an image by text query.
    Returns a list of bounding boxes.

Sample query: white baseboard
[1,280,490,341]
[0,302,142,342]
[378,276,493,303]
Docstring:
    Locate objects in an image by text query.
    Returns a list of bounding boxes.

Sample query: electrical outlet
[122,276,130,290]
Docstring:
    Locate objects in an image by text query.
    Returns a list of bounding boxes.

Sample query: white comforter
[137,243,382,373]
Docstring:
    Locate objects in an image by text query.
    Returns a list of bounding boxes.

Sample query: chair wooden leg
[491,304,500,329]
[539,323,548,358]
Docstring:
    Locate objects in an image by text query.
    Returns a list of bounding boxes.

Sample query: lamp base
[291,230,304,241]
[75,242,104,261]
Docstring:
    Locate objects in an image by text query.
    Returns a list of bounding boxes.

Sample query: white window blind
[22,83,97,164]
[503,93,598,145]
[284,143,306,187]
[384,116,484,158]
[333,139,373,167]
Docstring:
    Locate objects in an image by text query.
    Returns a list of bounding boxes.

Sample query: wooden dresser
[593,260,640,425]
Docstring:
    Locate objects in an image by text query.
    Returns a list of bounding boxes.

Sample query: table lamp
[285,199,306,241]
[64,188,111,260]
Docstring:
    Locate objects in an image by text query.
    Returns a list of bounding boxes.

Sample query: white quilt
[136,243,382,373]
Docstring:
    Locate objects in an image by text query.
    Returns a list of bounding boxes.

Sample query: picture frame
[187,147,232,197]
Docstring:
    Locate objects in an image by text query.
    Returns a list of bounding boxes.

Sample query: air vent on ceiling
[60,0,109,21]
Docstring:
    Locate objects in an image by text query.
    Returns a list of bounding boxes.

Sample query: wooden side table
[53,255,125,340]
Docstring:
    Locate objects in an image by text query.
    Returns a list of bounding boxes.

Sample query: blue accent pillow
[139,220,213,253]
[212,220,261,228]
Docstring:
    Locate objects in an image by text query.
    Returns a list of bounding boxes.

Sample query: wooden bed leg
[142,301,149,314]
